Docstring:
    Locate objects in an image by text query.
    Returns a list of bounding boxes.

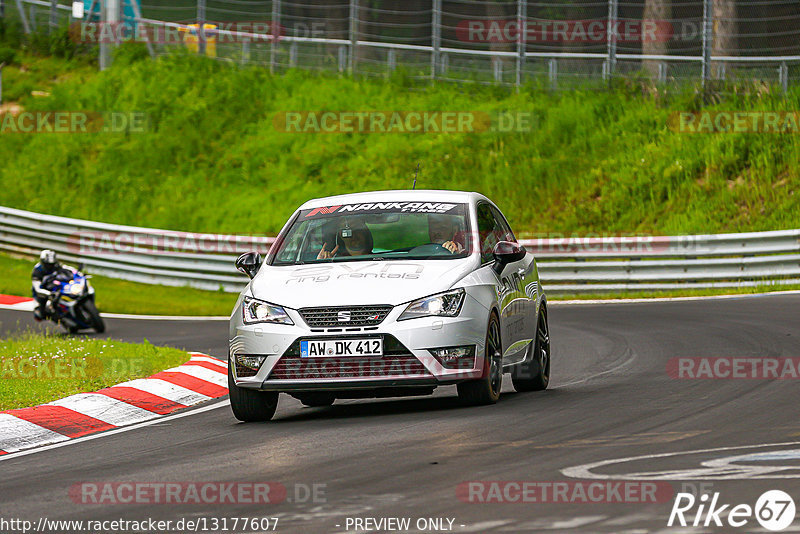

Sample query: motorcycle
[40,265,105,334]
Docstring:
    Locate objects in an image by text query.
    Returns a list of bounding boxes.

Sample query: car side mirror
[492,241,526,275]
[235,252,262,279]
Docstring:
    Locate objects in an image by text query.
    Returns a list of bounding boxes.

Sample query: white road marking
[48,393,160,426]
[188,354,227,368]
[550,289,800,306]
[0,414,69,453]
[562,441,800,481]
[0,400,229,462]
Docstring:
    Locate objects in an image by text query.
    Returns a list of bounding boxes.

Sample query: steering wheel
[408,243,450,256]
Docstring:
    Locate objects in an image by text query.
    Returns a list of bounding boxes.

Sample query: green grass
[0,330,189,409]
[0,47,797,238]
[0,252,236,315]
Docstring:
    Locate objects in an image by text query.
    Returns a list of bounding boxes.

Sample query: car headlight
[398,288,465,321]
[243,297,294,325]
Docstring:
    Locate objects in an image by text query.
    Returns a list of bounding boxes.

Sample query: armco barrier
[2,206,799,295]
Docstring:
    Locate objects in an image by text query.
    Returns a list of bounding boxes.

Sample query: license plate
[300,338,383,358]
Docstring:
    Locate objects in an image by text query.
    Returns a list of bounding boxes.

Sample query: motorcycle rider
[31,249,65,321]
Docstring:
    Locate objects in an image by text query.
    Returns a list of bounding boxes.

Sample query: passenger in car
[317,219,374,259]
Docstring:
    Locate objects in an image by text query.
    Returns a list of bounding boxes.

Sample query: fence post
[348,0,357,73]
[49,0,56,32]
[431,0,440,80]
[13,0,30,33]
[197,0,206,56]
[100,0,121,70]
[129,0,155,58]
[516,0,526,86]
[29,4,35,31]
[606,0,617,81]
[701,0,712,85]
[270,0,280,74]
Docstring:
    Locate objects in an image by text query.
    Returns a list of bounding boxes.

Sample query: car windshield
[270,202,472,265]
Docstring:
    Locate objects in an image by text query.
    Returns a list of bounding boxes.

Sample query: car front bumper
[229,293,489,391]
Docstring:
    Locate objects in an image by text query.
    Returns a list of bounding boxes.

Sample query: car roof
[298,189,490,210]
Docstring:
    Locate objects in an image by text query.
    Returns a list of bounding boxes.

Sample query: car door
[476,203,531,365]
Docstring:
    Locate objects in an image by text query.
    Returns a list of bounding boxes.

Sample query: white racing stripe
[0,414,69,453]
[162,365,227,387]
[111,378,212,406]
[48,393,160,426]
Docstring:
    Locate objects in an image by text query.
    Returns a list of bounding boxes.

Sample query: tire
[83,300,106,334]
[228,361,279,422]
[295,393,336,407]
[457,312,503,406]
[511,304,550,392]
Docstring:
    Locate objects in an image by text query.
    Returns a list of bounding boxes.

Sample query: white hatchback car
[228,190,550,421]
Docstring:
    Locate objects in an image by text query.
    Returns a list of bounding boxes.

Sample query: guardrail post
[387,48,396,73]
[270,0,279,74]
[548,58,557,89]
[348,0,357,74]
[440,52,448,75]
[431,0,441,80]
[14,0,30,33]
[780,62,788,93]
[289,41,297,67]
[701,0,713,85]
[338,45,346,73]
[197,0,206,56]
[606,0,617,81]
[658,62,667,84]
[242,40,250,65]
[515,0,526,86]
[29,4,35,31]
[493,56,502,82]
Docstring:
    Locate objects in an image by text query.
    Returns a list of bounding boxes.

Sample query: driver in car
[317,219,374,259]
[428,214,465,254]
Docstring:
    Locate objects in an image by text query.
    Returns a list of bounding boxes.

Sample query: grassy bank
[0,47,797,238]
[0,253,236,316]
[0,331,189,409]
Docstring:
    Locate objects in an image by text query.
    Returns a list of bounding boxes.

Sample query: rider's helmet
[39,249,58,267]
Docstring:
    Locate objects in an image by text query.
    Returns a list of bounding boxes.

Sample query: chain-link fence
[2,0,800,89]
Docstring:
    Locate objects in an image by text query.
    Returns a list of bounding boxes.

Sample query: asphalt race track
[1,293,799,533]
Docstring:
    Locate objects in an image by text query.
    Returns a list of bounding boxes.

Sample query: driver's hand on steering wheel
[442,241,464,254]
[317,243,339,259]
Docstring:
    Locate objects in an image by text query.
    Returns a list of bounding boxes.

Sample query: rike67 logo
[669,490,796,531]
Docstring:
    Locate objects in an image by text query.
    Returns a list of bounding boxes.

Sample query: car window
[490,206,517,243]
[476,203,507,264]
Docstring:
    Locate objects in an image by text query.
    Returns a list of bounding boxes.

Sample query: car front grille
[268,335,431,380]
[299,305,392,328]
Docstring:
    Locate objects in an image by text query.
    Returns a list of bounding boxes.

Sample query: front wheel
[82,300,106,333]
[228,362,279,422]
[511,305,550,392]
[457,313,502,406]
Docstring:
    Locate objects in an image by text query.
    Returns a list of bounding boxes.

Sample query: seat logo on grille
[337,311,351,322]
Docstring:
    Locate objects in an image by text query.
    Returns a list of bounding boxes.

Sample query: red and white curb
[0,294,36,311]
[0,353,228,455]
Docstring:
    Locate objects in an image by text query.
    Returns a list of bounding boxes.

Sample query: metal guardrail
[1,206,798,295]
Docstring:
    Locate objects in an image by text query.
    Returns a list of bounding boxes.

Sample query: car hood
[249,257,477,309]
